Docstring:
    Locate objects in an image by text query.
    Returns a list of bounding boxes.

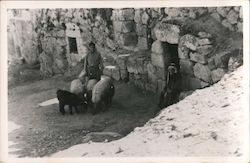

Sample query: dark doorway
[68,37,78,54]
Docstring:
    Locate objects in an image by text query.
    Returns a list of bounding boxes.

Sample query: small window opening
[68,37,78,54]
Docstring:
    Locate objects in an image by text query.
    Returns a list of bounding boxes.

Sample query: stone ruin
[7,7,243,96]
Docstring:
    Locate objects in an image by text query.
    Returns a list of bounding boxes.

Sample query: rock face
[7,7,243,93]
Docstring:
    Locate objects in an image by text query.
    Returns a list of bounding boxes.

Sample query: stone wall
[8,6,243,93]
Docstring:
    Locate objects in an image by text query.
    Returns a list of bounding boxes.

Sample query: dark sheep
[91,76,115,115]
[56,89,87,115]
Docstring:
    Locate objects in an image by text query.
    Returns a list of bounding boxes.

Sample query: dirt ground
[8,68,159,157]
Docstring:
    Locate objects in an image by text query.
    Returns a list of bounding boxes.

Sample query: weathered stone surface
[151,40,167,54]
[239,7,243,19]
[112,9,135,21]
[178,46,189,59]
[127,56,137,73]
[217,7,228,17]
[112,66,120,81]
[147,62,156,74]
[197,32,212,39]
[226,9,238,25]
[157,79,167,94]
[237,22,243,33]
[113,21,135,33]
[210,13,222,22]
[181,75,209,91]
[116,54,131,69]
[197,38,212,46]
[234,6,240,12]
[228,49,243,72]
[222,19,234,31]
[154,22,180,44]
[190,52,208,64]
[155,67,166,80]
[136,57,148,74]
[214,51,231,68]
[178,34,198,59]
[136,24,148,37]
[211,68,226,83]
[193,63,212,83]
[208,58,216,70]
[134,9,142,23]
[196,45,214,56]
[138,37,149,50]
[148,71,158,85]
[208,7,217,13]
[151,52,165,68]
[141,12,150,25]
[56,30,65,37]
[164,8,181,17]
[180,59,194,76]
[119,33,138,46]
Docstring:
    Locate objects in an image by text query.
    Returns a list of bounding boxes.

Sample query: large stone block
[112,66,121,81]
[151,40,168,54]
[190,52,208,64]
[182,75,210,91]
[197,32,212,39]
[180,59,194,76]
[239,7,243,19]
[151,52,165,68]
[193,63,212,84]
[196,45,214,56]
[211,68,226,83]
[222,19,234,31]
[147,62,156,74]
[237,22,243,33]
[216,7,228,17]
[141,12,150,25]
[148,71,158,85]
[164,8,182,17]
[138,37,149,50]
[154,22,181,44]
[181,34,198,51]
[112,9,135,21]
[119,33,138,46]
[226,9,238,25]
[178,34,198,59]
[197,38,212,46]
[136,24,148,37]
[208,57,216,70]
[214,51,231,68]
[210,13,222,22]
[127,56,137,73]
[113,21,135,33]
[134,9,142,23]
[116,53,131,69]
[120,69,129,80]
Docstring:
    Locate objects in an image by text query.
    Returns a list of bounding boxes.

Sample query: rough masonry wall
[8,7,243,93]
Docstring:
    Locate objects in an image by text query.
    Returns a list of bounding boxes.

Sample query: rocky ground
[51,66,245,157]
[8,69,159,157]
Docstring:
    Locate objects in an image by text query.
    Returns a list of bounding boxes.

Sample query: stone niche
[65,23,87,66]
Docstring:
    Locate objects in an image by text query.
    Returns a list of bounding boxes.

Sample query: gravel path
[8,76,159,157]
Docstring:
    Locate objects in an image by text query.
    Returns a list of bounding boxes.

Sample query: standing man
[79,42,103,83]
